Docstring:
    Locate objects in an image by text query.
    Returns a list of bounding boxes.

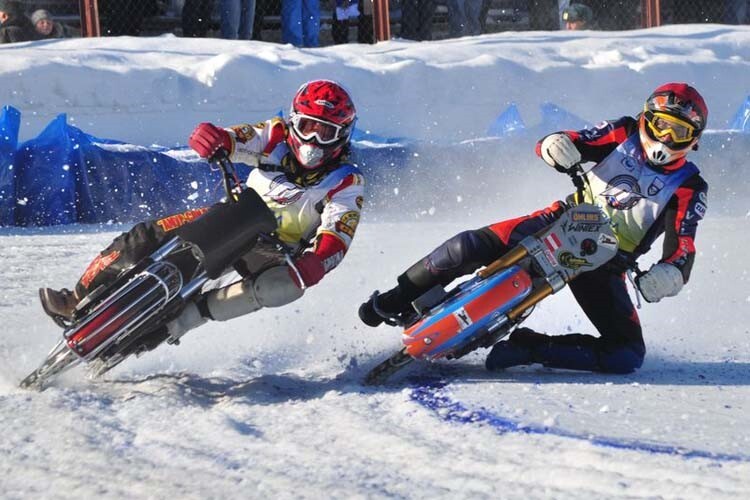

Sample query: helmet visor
[644,110,697,148]
[290,113,344,145]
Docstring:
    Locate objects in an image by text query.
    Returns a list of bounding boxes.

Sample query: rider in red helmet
[41,80,365,344]
[359,83,709,375]
[287,79,357,170]
[638,83,707,168]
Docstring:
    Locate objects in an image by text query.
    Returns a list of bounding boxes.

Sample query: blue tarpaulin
[729,95,750,132]
[0,106,250,226]
[0,106,20,226]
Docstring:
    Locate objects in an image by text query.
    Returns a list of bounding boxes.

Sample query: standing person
[220,0,256,39]
[331,0,358,44]
[182,0,215,38]
[360,83,709,375]
[400,0,435,40]
[447,0,483,37]
[41,80,364,344]
[0,0,37,43]
[30,10,73,39]
[281,0,320,47]
[725,0,749,24]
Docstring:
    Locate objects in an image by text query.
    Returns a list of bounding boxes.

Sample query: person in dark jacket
[31,9,74,39]
[0,0,38,43]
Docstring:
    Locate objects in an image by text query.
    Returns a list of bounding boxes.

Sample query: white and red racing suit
[75,117,365,329]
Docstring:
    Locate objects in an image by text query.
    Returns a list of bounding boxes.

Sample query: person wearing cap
[562,3,594,30]
[31,9,73,39]
[0,0,37,43]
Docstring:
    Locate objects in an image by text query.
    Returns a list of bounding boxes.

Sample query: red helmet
[638,83,708,169]
[287,80,357,169]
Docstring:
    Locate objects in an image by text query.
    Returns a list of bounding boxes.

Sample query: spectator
[331,0,357,44]
[281,0,320,47]
[332,0,374,44]
[182,0,214,37]
[221,0,255,39]
[562,3,593,30]
[252,0,265,40]
[0,0,37,43]
[447,0,483,37]
[400,0,435,41]
[31,9,73,39]
[357,0,374,43]
[725,0,749,24]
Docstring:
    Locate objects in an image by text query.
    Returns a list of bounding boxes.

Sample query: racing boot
[359,280,424,327]
[39,287,80,327]
[485,327,550,371]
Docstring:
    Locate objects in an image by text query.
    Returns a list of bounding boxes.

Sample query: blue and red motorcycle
[364,168,621,385]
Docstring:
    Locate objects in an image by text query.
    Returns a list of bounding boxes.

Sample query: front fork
[477,234,566,322]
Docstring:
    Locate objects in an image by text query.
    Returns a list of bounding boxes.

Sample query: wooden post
[79,0,101,37]
[641,0,661,28]
[372,0,391,42]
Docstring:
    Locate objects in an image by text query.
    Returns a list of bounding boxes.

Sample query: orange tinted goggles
[644,110,697,145]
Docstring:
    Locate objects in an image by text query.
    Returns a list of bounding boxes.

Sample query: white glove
[540,133,582,171]
[637,263,684,303]
[166,301,207,342]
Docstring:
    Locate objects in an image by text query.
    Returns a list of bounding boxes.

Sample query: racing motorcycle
[364,167,623,385]
[21,157,303,390]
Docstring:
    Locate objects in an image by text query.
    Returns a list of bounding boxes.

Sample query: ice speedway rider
[359,83,708,374]
[40,79,364,343]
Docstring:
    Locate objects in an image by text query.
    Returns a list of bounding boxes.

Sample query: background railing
[7,0,746,45]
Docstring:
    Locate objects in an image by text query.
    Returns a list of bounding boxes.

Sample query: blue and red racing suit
[393,116,708,373]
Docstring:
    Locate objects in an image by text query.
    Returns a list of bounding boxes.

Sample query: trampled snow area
[2,25,750,498]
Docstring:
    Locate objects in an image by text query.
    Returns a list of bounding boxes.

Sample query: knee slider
[253,266,304,308]
[205,266,304,321]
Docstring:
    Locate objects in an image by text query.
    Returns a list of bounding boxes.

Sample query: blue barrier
[486,103,526,137]
[486,102,590,139]
[0,106,251,227]
[0,106,20,226]
[729,95,750,132]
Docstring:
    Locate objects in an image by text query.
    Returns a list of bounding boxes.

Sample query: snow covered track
[409,374,750,463]
[2,219,749,498]
[2,27,750,498]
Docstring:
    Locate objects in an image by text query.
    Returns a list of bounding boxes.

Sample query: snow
[2,25,750,499]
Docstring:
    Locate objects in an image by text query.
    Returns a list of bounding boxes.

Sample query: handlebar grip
[208,147,229,163]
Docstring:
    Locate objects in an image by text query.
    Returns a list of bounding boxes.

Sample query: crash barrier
[16,0,744,45]
[1,96,748,226]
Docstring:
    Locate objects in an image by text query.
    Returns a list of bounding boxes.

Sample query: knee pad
[253,266,304,308]
[205,266,304,322]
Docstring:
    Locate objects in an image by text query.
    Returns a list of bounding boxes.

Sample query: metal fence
[5,0,747,46]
